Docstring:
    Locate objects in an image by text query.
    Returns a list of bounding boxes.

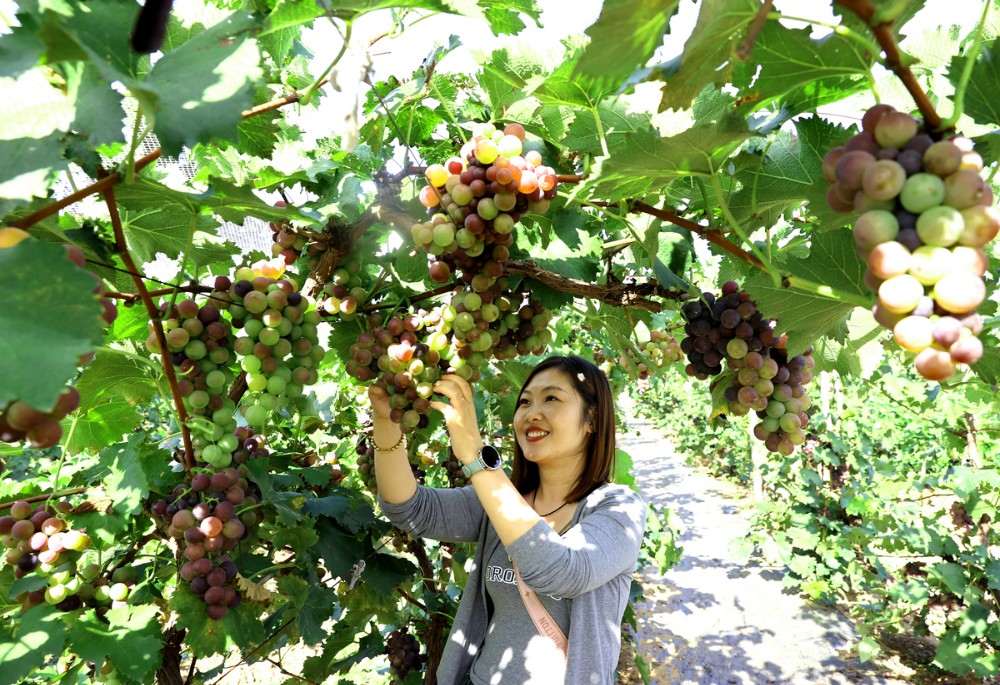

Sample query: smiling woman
[370,355,647,685]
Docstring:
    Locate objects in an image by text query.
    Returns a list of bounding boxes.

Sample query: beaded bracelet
[372,433,406,453]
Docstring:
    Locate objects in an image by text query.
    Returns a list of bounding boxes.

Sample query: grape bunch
[354,436,376,491]
[150,467,260,619]
[268,201,309,267]
[147,286,241,467]
[218,272,325,430]
[0,230,115,449]
[414,122,559,287]
[318,248,372,321]
[385,626,427,682]
[679,284,776,380]
[681,282,814,455]
[0,500,135,613]
[442,450,468,488]
[823,104,996,381]
[346,312,442,432]
[619,330,684,380]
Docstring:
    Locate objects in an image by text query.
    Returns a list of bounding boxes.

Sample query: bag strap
[512,564,568,659]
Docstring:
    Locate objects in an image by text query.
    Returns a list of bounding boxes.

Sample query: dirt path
[620,414,911,685]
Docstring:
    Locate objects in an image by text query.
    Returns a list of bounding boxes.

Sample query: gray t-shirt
[470,524,570,684]
[379,481,647,685]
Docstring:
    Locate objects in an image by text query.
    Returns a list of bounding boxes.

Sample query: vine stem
[941,0,992,130]
[262,657,320,685]
[300,21,353,106]
[736,0,774,61]
[834,0,942,131]
[11,149,162,230]
[0,488,87,511]
[99,178,195,468]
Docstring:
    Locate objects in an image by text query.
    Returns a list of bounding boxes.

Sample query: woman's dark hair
[509,355,617,502]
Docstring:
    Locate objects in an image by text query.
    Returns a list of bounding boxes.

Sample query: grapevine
[822,104,996,381]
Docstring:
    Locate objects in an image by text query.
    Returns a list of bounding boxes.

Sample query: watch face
[481,445,501,468]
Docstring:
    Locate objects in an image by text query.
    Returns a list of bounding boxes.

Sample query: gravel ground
[620,415,913,685]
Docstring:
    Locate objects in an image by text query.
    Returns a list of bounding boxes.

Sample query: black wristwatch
[461,445,502,479]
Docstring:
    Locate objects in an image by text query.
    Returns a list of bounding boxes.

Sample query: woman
[371,355,647,685]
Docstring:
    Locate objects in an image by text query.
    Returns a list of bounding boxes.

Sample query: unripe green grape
[258,328,280,346]
[247,374,268,392]
[899,173,946,214]
[916,205,964,247]
[908,245,953,285]
[244,404,267,427]
[242,355,262,373]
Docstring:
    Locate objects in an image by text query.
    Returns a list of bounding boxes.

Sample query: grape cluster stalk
[823,104,996,381]
[0,230,116,449]
[151,464,261,619]
[681,281,815,455]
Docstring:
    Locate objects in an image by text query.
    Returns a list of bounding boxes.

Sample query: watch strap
[461,446,500,478]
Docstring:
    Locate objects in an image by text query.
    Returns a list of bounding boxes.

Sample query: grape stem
[98,176,196,469]
[834,0,943,132]
[709,173,781,287]
[940,0,992,130]
[736,0,774,61]
[261,657,321,685]
[0,488,87,511]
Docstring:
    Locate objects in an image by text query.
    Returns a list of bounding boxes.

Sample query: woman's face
[514,368,592,466]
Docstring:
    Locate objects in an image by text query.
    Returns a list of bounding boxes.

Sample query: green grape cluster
[218,275,325,431]
[823,104,995,381]
[318,248,373,321]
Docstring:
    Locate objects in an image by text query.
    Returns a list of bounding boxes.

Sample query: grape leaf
[0,240,106,411]
[75,349,158,413]
[811,309,886,379]
[171,587,266,658]
[729,116,851,232]
[100,434,150,516]
[304,491,378,533]
[949,38,1000,127]
[0,135,68,216]
[652,0,760,111]
[119,204,232,266]
[745,228,870,357]
[583,89,756,199]
[264,0,325,33]
[312,518,366,581]
[63,62,125,148]
[729,22,872,115]
[68,606,162,684]
[571,0,677,97]
[477,47,546,116]
[62,398,143,456]
[561,100,653,157]
[0,19,45,78]
[142,13,262,155]
[0,605,66,685]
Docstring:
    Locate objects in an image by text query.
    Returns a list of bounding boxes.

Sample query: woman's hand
[429,374,484,462]
[367,383,393,421]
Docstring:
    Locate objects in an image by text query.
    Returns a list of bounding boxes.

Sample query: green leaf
[100,433,150,516]
[0,240,106,411]
[0,135,69,215]
[950,38,1000,127]
[312,518,366,581]
[477,47,546,116]
[264,0,325,33]
[571,0,677,96]
[812,309,885,378]
[930,562,968,595]
[75,348,158,412]
[934,627,1000,677]
[303,491,378,533]
[63,62,125,148]
[730,22,872,117]
[68,606,162,684]
[63,398,144,455]
[745,228,869,356]
[654,0,760,111]
[614,448,637,489]
[0,20,46,78]
[143,13,262,155]
[857,635,880,663]
[0,605,66,685]
[729,117,851,232]
[119,204,232,266]
[583,88,756,199]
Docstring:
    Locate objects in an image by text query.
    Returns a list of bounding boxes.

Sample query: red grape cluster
[680,283,776,380]
[354,436,376,490]
[414,122,559,287]
[385,626,427,682]
[346,312,442,432]
[150,467,260,619]
[0,234,115,449]
[823,104,995,381]
[681,282,815,455]
[268,201,309,267]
